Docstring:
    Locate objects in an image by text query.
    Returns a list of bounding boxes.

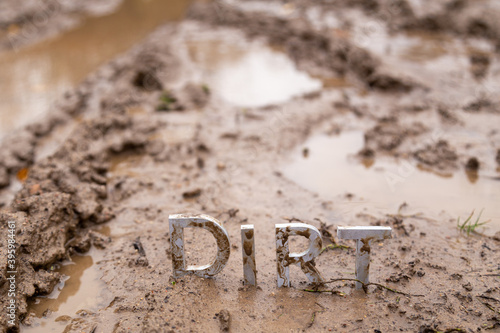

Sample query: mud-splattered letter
[337,226,392,289]
[241,225,257,286]
[169,214,230,278]
[275,223,324,287]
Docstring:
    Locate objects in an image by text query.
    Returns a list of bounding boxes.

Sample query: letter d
[169,214,230,278]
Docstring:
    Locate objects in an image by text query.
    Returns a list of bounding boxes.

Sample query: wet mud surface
[1,0,500,332]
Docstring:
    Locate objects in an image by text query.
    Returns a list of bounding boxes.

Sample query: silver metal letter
[169,214,230,278]
[241,225,257,286]
[337,226,392,289]
[275,223,324,287]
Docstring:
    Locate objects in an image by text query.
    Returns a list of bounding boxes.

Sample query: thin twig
[310,278,425,297]
[305,310,324,329]
[477,299,500,314]
[320,243,351,254]
[302,289,346,296]
[282,216,306,223]
[386,213,424,219]
[477,295,500,303]
[314,302,326,309]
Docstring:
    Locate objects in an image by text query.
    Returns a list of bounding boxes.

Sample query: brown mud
[0,0,500,332]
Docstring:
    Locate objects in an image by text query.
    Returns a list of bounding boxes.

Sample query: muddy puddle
[0,0,193,138]
[186,38,322,107]
[21,245,112,333]
[283,131,500,235]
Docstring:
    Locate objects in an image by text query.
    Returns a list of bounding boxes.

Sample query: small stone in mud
[465,157,480,171]
[183,188,202,199]
[217,309,231,332]
[196,143,210,153]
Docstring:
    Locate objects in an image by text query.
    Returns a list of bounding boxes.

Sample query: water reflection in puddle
[0,0,194,138]
[22,247,111,332]
[283,131,500,234]
[187,39,322,107]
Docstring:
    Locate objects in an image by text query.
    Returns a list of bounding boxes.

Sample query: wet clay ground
[1,0,500,332]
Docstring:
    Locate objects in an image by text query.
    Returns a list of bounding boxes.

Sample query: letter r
[275,223,324,287]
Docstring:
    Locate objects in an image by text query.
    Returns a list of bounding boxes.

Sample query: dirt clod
[217,309,231,332]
